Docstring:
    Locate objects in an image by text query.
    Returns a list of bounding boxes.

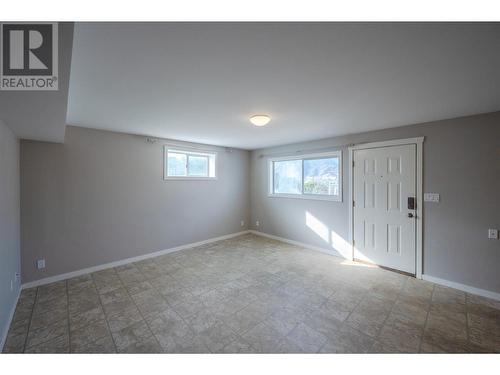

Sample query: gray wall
[251,112,500,293]
[21,126,250,283]
[0,121,21,346]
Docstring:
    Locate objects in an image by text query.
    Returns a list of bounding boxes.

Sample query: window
[268,151,342,201]
[273,159,302,194]
[164,147,216,179]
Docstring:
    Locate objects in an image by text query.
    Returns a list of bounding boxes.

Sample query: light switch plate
[488,229,498,240]
[424,193,440,203]
[37,259,46,269]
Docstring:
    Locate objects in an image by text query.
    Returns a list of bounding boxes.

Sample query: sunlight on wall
[305,211,329,243]
[330,229,352,259]
[305,211,376,266]
[305,210,351,258]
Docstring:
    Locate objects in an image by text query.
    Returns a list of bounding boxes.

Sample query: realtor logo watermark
[1,22,58,90]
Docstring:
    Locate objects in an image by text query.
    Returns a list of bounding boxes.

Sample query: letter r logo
[2,24,53,75]
[1,22,59,90]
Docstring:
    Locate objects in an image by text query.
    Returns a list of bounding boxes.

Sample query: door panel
[353,144,416,274]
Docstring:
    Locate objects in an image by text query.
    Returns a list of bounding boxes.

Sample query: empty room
[1,4,499,370]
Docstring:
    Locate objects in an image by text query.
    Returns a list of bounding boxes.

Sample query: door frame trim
[348,137,424,278]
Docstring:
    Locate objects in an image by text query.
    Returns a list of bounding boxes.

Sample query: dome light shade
[250,115,271,126]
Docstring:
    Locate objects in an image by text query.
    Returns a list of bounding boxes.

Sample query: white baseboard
[422,274,500,302]
[0,287,21,352]
[249,230,343,259]
[22,230,251,289]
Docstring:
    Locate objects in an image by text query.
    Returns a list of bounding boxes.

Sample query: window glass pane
[167,152,187,176]
[303,157,339,195]
[273,159,302,194]
[188,155,209,177]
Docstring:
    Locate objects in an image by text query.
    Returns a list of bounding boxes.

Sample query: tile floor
[3,233,500,353]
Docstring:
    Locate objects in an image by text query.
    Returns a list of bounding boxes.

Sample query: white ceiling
[67,22,500,150]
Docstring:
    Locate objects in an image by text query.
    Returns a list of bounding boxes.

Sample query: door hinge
[352,160,355,167]
[353,201,355,207]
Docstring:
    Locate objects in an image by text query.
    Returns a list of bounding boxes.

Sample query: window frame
[268,151,342,202]
[164,146,217,180]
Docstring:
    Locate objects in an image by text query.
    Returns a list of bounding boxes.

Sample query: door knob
[408,213,414,218]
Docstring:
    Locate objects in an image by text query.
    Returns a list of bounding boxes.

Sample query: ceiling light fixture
[250,114,271,127]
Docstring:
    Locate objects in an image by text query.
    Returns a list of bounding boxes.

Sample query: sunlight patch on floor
[340,259,378,268]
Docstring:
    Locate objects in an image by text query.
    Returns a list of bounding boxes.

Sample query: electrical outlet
[240,220,245,227]
[488,229,498,240]
[37,259,46,270]
[256,220,260,227]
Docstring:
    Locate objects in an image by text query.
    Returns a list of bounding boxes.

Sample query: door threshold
[353,258,415,277]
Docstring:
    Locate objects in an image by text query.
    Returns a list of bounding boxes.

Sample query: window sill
[268,193,342,202]
[164,177,218,181]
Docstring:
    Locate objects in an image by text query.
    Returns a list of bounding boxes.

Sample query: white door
[353,144,416,274]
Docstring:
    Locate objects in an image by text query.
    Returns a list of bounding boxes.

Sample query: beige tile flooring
[3,233,500,353]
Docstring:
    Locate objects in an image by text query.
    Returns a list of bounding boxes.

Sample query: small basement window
[268,151,342,201]
[164,147,217,179]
